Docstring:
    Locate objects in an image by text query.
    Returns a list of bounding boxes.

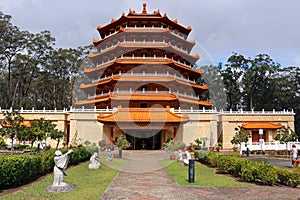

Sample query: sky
[1,0,300,67]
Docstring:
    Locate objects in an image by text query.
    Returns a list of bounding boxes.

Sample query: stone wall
[0,109,295,150]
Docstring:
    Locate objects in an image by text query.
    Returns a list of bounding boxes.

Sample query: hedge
[197,151,300,187]
[217,155,241,174]
[0,147,91,189]
[274,166,300,187]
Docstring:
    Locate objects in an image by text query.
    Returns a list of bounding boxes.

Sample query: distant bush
[217,155,240,174]
[195,150,209,162]
[206,151,219,167]
[275,166,300,187]
[0,138,7,147]
[14,144,29,150]
[256,164,278,185]
[241,159,259,182]
[85,146,99,154]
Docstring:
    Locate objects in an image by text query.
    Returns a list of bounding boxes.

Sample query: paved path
[100,150,300,200]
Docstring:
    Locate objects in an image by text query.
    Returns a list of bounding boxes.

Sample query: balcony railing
[240,141,300,151]
[0,107,294,115]
[88,90,200,100]
[91,71,196,84]
[102,25,192,43]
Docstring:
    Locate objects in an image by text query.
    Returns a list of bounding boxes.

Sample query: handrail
[91,72,196,84]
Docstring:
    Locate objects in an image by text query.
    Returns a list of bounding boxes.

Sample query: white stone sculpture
[106,148,112,161]
[183,150,191,166]
[52,149,73,187]
[89,152,101,169]
[177,149,183,161]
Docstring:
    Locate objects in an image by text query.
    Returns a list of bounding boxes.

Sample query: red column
[173,127,177,142]
[110,126,114,148]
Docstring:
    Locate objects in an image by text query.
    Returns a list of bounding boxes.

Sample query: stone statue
[89,152,101,169]
[52,149,73,187]
[183,150,191,166]
[106,148,112,161]
[177,149,183,161]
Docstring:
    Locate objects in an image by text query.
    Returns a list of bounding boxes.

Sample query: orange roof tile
[79,75,208,92]
[84,58,203,80]
[97,4,191,39]
[242,122,282,129]
[97,107,189,123]
[1,120,31,128]
[93,28,195,47]
[75,93,212,107]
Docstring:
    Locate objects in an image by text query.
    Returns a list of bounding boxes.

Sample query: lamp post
[259,129,264,156]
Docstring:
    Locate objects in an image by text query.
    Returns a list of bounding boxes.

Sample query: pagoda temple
[75,4,212,149]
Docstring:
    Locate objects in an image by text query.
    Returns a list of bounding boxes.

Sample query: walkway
[100,150,300,200]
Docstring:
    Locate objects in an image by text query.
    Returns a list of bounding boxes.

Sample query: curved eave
[97,15,191,39]
[89,43,199,65]
[80,75,208,93]
[93,28,195,50]
[84,58,204,80]
[76,93,212,107]
[97,108,189,123]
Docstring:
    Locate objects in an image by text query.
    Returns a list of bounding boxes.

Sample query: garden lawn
[161,160,253,187]
[1,159,127,200]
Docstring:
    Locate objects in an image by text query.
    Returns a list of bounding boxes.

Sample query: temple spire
[142,3,147,14]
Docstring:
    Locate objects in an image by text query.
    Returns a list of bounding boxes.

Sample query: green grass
[0,160,127,200]
[161,160,253,187]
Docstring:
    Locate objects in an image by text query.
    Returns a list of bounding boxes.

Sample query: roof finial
[142,3,147,14]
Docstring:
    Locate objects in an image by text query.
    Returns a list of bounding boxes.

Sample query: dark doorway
[126,130,162,150]
[252,130,267,142]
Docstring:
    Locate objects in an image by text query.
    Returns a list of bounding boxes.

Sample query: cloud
[0,0,299,66]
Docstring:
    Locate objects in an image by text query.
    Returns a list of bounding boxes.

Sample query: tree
[230,126,251,154]
[0,110,25,153]
[222,53,249,110]
[113,135,130,150]
[49,129,65,149]
[28,118,55,149]
[242,54,280,110]
[274,126,298,157]
[199,63,226,111]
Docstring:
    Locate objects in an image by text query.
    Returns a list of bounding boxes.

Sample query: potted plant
[163,140,186,160]
[189,142,195,152]
[194,138,202,150]
[113,135,130,158]
[98,139,107,151]
[215,142,222,152]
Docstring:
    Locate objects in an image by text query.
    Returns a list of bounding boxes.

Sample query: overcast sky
[1,0,300,67]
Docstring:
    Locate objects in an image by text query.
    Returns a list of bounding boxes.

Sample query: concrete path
[99,150,300,200]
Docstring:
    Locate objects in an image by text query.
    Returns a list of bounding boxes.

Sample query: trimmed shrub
[275,166,300,187]
[14,144,29,150]
[206,151,219,167]
[217,155,240,174]
[0,138,6,147]
[256,164,278,185]
[0,147,91,189]
[0,155,43,188]
[85,146,99,154]
[68,147,91,165]
[195,150,209,163]
[241,159,259,182]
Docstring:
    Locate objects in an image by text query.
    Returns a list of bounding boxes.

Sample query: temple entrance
[126,130,162,150]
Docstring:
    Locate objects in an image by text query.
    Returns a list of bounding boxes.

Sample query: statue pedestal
[89,164,100,169]
[46,184,75,193]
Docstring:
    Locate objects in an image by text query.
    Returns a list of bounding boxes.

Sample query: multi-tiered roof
[76,4,211,110]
